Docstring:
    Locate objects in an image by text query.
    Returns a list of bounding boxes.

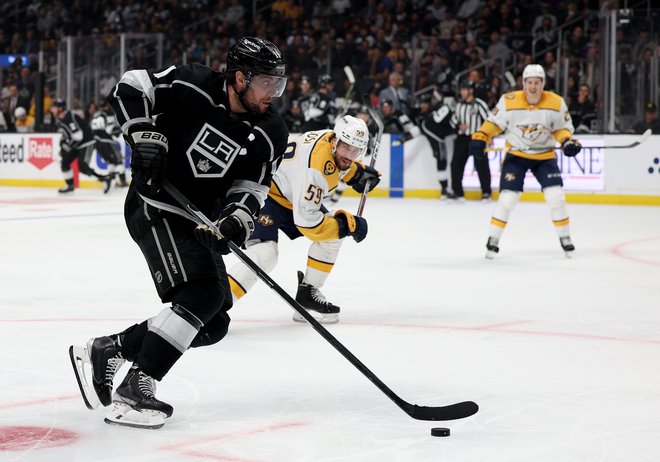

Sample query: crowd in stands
[0,0,657,134]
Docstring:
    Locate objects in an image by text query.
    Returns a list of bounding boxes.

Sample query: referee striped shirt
[450,97,490,135]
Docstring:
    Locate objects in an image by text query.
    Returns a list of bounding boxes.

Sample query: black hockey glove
[561,138,582,157]
[345,161,381,193]
[335,209,368,243]
[194,204,255,255]
[468,139,487,160]
[126,123,168,193]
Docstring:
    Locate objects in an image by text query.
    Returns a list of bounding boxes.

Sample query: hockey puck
[431,427,450,437]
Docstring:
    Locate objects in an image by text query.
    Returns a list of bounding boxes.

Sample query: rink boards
[0,132,658,205]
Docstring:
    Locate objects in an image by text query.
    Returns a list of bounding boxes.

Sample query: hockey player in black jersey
[90,100,126,192]
[51,99,112,193]
[297,74,336,131]
[68,37,289,429]
[414,92,456,198]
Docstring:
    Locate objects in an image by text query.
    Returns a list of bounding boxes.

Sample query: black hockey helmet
[418,92,433,104]
[226,37,286,78]
[459,79,475,89]
[51,98,66,109]
[318,73,333,87]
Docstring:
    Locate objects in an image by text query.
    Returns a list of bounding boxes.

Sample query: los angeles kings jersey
[418,103,455,141]
[474,90,574,160]
[268,130,357,241]
[108,64,289,218]
[56,111,94,151]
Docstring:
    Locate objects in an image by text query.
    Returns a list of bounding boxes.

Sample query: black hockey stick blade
[161,179,478,422]
[404,401,479,421]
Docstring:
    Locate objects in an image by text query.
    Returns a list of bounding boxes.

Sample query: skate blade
[69,345,102,410]
[485,251,497,260]
[292,310,339,324]
[564,250,574,259]
[104,402,166,429]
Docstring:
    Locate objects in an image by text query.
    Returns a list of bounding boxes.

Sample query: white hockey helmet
[522,64,545,82]
[333,115,369,152]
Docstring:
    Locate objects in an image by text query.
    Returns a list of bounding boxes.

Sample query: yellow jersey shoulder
[502,91,528,110]
[502,90,563,111]
[308,132,340,188]
[537,91,563,111]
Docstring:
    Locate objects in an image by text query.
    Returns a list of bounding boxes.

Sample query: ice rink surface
[1,185,659,462]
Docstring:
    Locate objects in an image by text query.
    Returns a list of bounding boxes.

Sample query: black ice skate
[115,173,128,188]
[69,336,126,410]
[58,179,75,194]
[102,175,113,194]
[104,365,173,429]
[485,237,500,259]
[560,237,575,258]
[293,271,340,324]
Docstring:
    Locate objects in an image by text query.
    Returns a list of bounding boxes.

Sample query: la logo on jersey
[186,123,241,177]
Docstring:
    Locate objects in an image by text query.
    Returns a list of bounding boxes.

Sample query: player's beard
[242,92,271,114]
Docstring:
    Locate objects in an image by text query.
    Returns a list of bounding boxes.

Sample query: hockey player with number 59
[468,64,582,258]
[227,115,380,324]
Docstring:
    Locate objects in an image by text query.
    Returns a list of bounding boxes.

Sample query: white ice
[1,186,659,462]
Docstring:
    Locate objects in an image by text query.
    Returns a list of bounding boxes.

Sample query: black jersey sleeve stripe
[254,126,275,162]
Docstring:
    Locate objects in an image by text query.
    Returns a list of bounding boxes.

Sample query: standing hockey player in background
[68,37,289,429]
[414,91,456,199]
[227,115,380,324]
[51,99,112,194]
[469,64,581,258]
[91,98,127,191]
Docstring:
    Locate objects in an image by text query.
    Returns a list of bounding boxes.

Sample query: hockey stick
[356,93,385,217]
[161,179,478,422]
[504,71,516,89]
[344,66,356,101]
[486,129,652,152]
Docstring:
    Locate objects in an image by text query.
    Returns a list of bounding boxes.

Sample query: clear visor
[250,75,288,97]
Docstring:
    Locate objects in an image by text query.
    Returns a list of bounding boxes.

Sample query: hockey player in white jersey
[228,115,381,323]
[469,64,582,258]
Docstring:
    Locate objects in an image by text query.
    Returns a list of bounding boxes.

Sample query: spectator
[0,90,15,132]
[569,84,596,133]
[532,3,557,32]
[378,71,411,115]
[508,17,532,55]
[6,84,30,123]
[14,107,34,132]
[629,102,660,134]
[467,69,489,104]
[487,31,510,65]
[28,85,54,128]
[565,26,587,59]
[543,51,557,90]
[618,48,637,116]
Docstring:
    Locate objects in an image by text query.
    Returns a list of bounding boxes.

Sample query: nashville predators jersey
[268,130,345,241]
[473,90,574,160]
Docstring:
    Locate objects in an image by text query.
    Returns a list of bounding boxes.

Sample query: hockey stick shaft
[485,129,652,152]
[344,66,356,100]
[161,179,478,422]
[356,94,385,217]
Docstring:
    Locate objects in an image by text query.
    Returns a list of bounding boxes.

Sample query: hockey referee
[449,80,492,200]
